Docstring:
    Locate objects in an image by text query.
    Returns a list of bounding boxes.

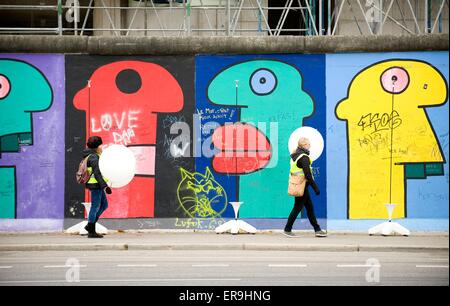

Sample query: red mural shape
[212,123,271,174]
[74,61,183,218]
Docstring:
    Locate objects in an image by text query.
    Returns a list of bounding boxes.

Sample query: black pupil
[260,77,266,84]
[116,69,142,94]
[392,75,398,81]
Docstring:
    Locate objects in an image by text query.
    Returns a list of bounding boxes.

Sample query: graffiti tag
[357,111,402,134]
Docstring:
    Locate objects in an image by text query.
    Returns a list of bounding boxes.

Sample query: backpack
[76,155,92,184]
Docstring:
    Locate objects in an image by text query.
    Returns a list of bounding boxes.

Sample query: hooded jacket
[82,148,108,190]
[290,147,320,194]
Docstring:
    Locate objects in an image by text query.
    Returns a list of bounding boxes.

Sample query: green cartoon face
[0,59,52,152]
[207,60,314,120]
[206,60,315,174]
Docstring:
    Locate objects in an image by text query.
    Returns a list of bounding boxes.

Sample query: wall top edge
[0,34,448,55]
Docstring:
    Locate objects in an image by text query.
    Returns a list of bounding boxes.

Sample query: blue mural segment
[196,54,327,219]
[326,51,449,220]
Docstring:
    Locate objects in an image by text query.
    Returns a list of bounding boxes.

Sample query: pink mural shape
[0,74,11,99]
[128,146,156,176]
[381,67,410,94]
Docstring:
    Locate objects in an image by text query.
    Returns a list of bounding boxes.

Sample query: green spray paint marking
[177,167,228,218]
[0,167,15,219]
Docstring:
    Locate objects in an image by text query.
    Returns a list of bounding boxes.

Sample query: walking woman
[83,136,112,238]
[284,137,327,238]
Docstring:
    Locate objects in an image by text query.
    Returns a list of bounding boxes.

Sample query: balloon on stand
[288,126,324,161]
[99,144,136,188]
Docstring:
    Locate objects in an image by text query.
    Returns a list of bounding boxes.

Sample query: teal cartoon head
[207,60,314,119]
[206,59,315,172]
[0,59,52,152]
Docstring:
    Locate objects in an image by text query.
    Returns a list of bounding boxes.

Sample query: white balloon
[288,126,324,161]
[99,144,136,188]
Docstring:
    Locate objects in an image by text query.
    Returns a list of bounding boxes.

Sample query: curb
[0,244,128,252]
[0,243,447,252]
[357,245,449,253]
[0,230,448,236]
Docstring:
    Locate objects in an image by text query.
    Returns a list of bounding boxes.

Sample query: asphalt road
[0,250,448,286]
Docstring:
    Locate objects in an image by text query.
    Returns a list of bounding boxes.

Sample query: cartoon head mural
[0,59,53,153]
[336,59,448,219]
[0,59,53,219]
[73,61,183,218]
[208,60,314,121]
[207,59,315,218]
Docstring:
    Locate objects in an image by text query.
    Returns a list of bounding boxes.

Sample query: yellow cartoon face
[336,60,448,219]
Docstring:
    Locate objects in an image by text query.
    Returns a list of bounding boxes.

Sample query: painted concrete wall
[0,54,65,231]
[327,51,449,231]
[0,51,448,231]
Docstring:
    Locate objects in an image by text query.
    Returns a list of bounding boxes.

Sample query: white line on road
[337,264,381,268]
[0,266,12,269]
[117,264,157,268]
[44,265,87,268]
[0,278,241,285]
[268,264,307,268]
[191,264,230,267]
[416,265,449,269]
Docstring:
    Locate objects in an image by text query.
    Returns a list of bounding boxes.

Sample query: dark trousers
[88,189,109,223]
[284,188,321,232]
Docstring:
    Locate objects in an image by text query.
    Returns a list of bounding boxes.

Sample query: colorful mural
[177,167,228,218]
[0,52,448,231]
[328,52,449,223]
[0,54,65,222]
[64,56,195,220]
[72,60,183,218]
[336,59,448,219]
[196,55,327,221]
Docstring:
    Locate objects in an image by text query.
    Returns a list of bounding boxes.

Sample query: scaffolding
[0,0,448,36]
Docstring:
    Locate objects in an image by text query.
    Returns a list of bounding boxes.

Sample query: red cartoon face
[73,61,184,218]
[74,61,183,146]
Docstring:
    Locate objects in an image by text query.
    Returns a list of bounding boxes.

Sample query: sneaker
[282,231,296,238]
[315,230,327,237]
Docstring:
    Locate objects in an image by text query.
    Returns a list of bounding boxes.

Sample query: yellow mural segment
[336,60,448,219]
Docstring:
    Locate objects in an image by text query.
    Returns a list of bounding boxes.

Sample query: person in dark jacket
[284,137,327,238]
[83,136,112,238]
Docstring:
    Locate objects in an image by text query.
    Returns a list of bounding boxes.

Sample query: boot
[84,222,91,233]
[86,222,103,238]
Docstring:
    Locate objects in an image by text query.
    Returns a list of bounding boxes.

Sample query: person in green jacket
[83,136,112,238]
[284,137,327,238]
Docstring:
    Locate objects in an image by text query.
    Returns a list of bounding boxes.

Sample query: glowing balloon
[99,144,136,188]
[288,126,324,161]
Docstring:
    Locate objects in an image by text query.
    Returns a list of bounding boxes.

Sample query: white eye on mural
[0,74,11,99]
[380,67,410,94]
[250,68,277,95]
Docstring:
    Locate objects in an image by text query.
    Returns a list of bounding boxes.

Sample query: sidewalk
[0,231,448,252]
